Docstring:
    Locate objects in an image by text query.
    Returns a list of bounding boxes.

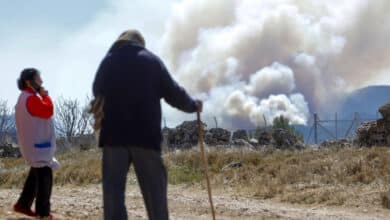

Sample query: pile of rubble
[355,102,390,147]
[253,128,303,150]
[355,120,390,146]
[165,121,205,149]
[204,128,230,146]
[320,139,352,148]
[0,144,21,158]
[232,130,248,140]
[231,129,254,147]
[379,103,390,120]
[271,128,304,150]
[257,131,272,145]
[164,120,305,150]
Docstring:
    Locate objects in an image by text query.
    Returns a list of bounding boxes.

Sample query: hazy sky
[0,0,176,104]
[1,0,389,129]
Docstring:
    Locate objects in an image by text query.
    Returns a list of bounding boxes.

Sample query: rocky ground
[1,184,389,220]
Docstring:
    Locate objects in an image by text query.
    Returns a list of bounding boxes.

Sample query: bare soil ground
[1,184,389,220]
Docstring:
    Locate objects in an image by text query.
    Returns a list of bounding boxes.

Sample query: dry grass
[0,148,102,188]
[1,146,390,209]
[0,157,28,188]
[165,146,390,207]
[54,148,101,186]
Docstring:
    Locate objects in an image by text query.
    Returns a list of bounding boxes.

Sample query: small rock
[222,162,242,171]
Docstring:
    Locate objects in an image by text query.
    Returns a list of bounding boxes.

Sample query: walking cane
[197,111,216,220]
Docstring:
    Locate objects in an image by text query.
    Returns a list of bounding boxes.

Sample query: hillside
[292,85,390,144]
[340,85,390,119]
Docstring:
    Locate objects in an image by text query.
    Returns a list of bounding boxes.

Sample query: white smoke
[245,62,295,97]
[161,0,390,128]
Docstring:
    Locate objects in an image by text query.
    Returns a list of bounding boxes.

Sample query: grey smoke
[161,0,390,128]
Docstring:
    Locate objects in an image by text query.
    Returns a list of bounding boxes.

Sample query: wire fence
[305,112,378,144]
[164,112,380,145]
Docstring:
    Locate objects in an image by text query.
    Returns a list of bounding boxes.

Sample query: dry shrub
[251,177,284,199]
[54,148,102,186]
[0,148,102,188]
[0,158,29,188]
[282,186,347,205]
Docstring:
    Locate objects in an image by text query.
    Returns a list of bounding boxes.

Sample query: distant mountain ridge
[295,85,390,144]
[340,85,390,119]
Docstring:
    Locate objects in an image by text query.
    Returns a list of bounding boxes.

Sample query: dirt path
[0,184,389,220]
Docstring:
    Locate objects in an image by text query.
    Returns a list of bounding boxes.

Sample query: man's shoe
[13,203,36,217]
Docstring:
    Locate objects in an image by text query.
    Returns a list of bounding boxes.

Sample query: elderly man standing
[92,30,202,220]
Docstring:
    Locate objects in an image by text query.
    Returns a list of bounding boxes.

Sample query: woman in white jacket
[14,68,59,219]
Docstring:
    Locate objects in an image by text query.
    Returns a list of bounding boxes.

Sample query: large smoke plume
[161,0,390,128]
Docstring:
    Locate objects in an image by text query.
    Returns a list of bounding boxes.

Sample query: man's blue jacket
[93,40,198,150]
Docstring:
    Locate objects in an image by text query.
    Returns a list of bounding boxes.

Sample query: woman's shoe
[13,203,36,217]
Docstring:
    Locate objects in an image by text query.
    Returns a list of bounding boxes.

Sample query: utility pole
[335,112,338,140]
[354,112,359,127]
[213,116,218,128]
[314,113,318,144]
[344,112,359,138]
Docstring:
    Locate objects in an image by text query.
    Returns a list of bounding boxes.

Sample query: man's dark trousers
[102,146,169,220]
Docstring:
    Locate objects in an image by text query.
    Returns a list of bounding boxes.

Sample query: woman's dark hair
[17,68,39,91]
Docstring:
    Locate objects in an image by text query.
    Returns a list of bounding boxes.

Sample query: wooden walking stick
[197,111,216,220]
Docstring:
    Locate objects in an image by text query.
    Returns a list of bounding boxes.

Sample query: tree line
[0,97,94,144]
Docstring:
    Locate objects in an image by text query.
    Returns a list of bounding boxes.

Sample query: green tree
[272,115,290,130]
